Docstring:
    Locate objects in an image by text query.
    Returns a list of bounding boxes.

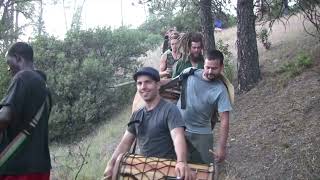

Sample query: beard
[205,73,222,81]
[190,53,203,62]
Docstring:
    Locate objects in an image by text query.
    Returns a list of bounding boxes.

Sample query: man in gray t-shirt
[127,98,185,160]
[104,67,192,180]
[177,49,232,164]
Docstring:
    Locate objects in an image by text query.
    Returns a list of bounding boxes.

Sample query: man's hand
[175,161,194,180]
[103,163,114,180]
[180,67,196,76]
[215,146,226,162]
[210,148,226,163]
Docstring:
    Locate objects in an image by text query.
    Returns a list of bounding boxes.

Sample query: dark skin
[0,106,11,130]
[0,53,34,131]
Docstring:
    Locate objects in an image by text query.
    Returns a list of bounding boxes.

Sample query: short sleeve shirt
[177,70,232,134]
[0,70,51,175]
[127,99,185,159]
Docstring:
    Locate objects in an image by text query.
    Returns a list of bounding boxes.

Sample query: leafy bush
[30,27,158,142]
[0,57,9,97]
[216,40,235,82]
[279,52,313,77]
[143,33,162,50]
[257,28,271,50]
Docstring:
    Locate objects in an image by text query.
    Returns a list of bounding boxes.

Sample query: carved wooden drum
[112,153,214,180]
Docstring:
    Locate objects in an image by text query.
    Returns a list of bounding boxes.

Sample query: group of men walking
[104,32,233,179]
[0,31,232,180]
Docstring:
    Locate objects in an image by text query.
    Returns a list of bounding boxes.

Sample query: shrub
[0,57,9,97]
[31,27,157,142]
[279,52,313,77]
[257,28,271,50]
[216,40,235,82]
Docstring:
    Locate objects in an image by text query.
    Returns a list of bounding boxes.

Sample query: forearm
[108,144,129,166]
[218,113,229,150]
[107,131,134,166]
[172,129,188,162]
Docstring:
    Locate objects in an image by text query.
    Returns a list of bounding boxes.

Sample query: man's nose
[141,83,147,89]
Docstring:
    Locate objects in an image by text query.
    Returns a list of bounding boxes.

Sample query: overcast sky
[39,0,272,39]
[43,0,147,38]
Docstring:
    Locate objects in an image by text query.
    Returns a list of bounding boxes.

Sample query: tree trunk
[38,0,43,36]
[237,0,261,92]
[199,0,215,54]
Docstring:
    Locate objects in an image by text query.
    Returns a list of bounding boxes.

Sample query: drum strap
[127,111,144,154]
[0,94,51,169]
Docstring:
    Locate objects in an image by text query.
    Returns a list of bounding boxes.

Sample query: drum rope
[119,154,213,180]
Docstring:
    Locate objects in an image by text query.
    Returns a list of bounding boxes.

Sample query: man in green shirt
[172,32,205,78]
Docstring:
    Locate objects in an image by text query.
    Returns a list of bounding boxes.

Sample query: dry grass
[50,106,132,180]
[214,15,320,180]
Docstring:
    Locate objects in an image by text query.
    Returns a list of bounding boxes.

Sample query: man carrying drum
[103,67,192,180]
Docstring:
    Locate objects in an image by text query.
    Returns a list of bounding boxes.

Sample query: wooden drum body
[112,153,214,180]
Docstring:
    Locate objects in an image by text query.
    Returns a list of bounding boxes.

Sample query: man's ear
[221,64,225,70]
[16,55,22,63]
[156,82,161,90]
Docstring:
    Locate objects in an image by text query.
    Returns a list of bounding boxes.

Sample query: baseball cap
[133,67,160,82]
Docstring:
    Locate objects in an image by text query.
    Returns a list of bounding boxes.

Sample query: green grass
[278,52,313,78]
[50,106,132,180]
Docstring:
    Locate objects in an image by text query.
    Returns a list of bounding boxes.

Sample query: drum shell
[112,153,214,180]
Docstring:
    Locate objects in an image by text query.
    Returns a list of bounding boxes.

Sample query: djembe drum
[112,153,214,180]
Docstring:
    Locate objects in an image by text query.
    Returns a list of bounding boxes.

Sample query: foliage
[172,9,202,32]
[222,14,237,28]
[216,39,234,82]
[29,27,159,142]
[138,0,236,35]
[256,0,320,41]
[296,0,320,40]
[278,52,313,77]
[0,0,38,53]
[0,57,10,97]
[142,32,163,50]
[257,28,272,49]
[50,106,131,180]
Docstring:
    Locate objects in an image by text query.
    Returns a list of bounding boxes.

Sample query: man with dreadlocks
[172,32,205,78]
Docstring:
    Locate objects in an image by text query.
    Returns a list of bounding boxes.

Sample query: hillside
[219,15,320,179]
[50,14,320,179]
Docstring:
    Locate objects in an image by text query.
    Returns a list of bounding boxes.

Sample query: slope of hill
[217,15,320,179]
[50,14,319,179]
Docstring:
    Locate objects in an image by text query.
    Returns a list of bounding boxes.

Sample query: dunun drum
[112,153,214,180]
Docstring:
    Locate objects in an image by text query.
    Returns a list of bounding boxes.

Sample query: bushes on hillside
[31,27,161,142]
